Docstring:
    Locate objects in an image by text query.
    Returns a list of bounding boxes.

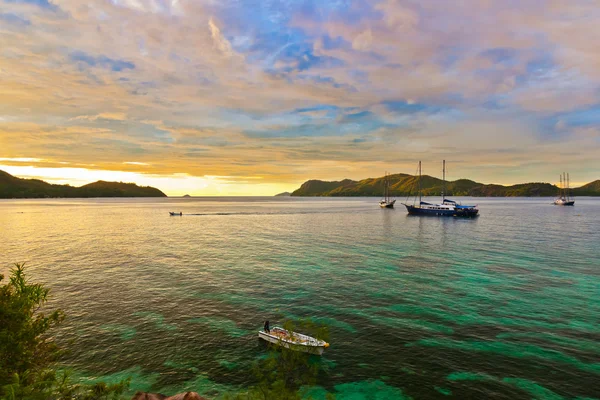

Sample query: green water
[1,197,599,399]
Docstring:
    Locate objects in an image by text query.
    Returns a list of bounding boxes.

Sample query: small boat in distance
[379,172,396,208]
[258,326,329,355]
[554,172,575,206]
[402,160,479,217]
[169,212,183,216]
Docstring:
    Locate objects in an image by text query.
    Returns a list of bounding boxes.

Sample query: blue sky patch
[5,0,56,9]
[381,100,442,115]
[555,106,600,128]
[70,51,135,72]
[480,47,519,65]
[0,12,31,26]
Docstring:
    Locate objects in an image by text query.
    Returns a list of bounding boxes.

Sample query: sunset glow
[1,0,599,195]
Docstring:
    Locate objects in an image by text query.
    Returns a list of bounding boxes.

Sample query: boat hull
[379,200,396,208]
[553,200,575,206]
[404,204,479,217]
[258,329,327,355]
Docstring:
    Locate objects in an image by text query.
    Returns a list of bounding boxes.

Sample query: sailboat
[379,172,396,208]
[402,161,479,217]
[553,172,575,206]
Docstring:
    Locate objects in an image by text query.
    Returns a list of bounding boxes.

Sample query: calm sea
[1,197,599,399]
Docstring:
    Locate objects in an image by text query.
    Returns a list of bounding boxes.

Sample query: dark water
[1,197,599,399]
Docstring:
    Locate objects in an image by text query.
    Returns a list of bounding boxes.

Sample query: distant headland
[0,170,167,198]
[291,174,600,197]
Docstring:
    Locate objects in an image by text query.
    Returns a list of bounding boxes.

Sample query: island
[291,173,600,197]
[0,170,167,198]
[274,191,291,197]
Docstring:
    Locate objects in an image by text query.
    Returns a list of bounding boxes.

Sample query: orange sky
[1,0,599,195]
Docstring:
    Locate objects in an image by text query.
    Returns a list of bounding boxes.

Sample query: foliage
[2,370,129,400]
[290,173,599,197]
[291,179,357,197]
[223,320,334,400]
[0,263,129,400]
[0,170,166,198]
[0,263,64,387]
[573,179,600,196]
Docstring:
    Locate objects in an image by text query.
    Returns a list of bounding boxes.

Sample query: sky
[0,0,599,195]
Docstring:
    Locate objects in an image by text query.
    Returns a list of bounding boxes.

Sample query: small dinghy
[258,326,329,355]
[169,212,182,216]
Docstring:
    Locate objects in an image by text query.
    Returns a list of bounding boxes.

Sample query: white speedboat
[258,326,329,355]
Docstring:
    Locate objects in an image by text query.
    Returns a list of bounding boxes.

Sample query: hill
[0,170,167,198]
[290,179,357,196]
[291,174,600,197]
[573,180,600,196]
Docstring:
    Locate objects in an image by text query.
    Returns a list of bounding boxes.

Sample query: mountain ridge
[291,174,599,197]
[0,170,167,198]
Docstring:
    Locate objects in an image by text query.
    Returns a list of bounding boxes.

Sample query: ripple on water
[73,366,160,394]
[99,324,137,341]
[186,317,250,338]
[416,338,600,374]
[1,197,599,399]
[332,380,412,399]
[133,312,178,331]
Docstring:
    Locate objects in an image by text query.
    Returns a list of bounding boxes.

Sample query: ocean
[1,197,599,399]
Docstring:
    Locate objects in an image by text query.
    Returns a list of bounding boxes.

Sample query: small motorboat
[258,326,329,355]
[169,212,183,216]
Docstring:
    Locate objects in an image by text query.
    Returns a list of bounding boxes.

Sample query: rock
[131,393,166,400]
[132,392,207,400]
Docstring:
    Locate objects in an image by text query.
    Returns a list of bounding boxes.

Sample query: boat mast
[418,161,422,205]
[442,160,446,201]
[388,172,391,202]
[563,172,567,199]
[383,171,387,203]
[567,173,570,201]
[559,174,562,198]
[386,172,389,202]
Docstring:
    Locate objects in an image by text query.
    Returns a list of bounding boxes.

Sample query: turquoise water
[1,197,599,399]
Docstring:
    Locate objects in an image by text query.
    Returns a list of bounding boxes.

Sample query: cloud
[71,112,128,121]
[0,0,599,192]
[352,29,372,51]
[123,161,149,166]
[0,157,44,162]
[209,17,233,56]
[374,0,419,30]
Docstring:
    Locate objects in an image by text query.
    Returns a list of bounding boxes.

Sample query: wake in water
[176,210,356,216]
